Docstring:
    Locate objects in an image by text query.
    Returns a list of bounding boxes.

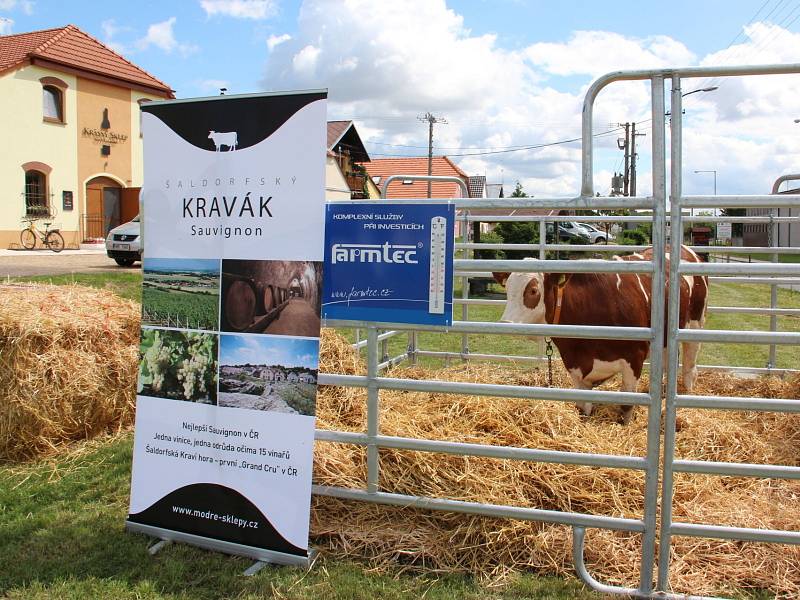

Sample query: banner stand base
[243,549,317,577]
[127,521,311,568]
[147,539,171,555]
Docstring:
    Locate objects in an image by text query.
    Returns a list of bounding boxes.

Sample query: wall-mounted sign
[717,222,732,241]
[322,202,455,326]
[82,127,128,144]
[62,190,73,211]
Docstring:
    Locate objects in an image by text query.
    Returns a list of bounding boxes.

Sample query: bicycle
[20,218,65,252]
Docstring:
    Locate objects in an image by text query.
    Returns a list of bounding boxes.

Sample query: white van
[105,215,141,266]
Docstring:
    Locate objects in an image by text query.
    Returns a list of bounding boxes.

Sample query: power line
[363,124,633,158]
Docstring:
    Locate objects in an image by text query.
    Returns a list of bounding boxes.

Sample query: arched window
[25,170,48,217]
[42,85,64,123]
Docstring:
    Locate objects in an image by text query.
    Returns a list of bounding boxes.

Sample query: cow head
[208,130,215,137]
[493,270,545,324]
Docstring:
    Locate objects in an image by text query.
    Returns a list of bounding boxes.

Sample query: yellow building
[0,24,173,248]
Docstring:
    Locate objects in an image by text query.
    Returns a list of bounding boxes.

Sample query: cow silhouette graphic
[208,130,238,151]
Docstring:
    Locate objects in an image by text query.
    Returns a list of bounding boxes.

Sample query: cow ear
[492,272,509,286]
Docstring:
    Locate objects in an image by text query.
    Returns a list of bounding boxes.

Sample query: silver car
[105,215,141,266]
[576,222,614,244]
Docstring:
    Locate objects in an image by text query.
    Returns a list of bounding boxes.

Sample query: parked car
[576,222,614,244]
[546,222,591,244]
[105,215,141,266]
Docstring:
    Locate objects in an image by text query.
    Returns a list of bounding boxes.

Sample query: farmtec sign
[126,90,327,567]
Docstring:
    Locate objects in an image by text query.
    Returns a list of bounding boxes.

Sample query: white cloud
[200,0,276,20]
[266,33,291,51]
[136,17,198,57]
[0,0,33,14]
[100,19,132,54]
[260,2,800,198]
[0,16,12,34]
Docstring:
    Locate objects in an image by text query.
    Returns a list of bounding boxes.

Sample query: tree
[510,181,528,198]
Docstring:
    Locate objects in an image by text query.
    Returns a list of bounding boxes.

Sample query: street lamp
[666,86,718,117]
[682,85,719,98]
[693,170,717,195]
[693,170,717,220]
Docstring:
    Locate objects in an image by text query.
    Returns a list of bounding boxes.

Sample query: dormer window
[40,77,68,124]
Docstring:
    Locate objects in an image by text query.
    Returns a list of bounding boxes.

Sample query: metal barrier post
[657,74,686,593]
[461,209,469,357]
[769,211,778,369]
[366,327,380,493]
[639,73,667,595]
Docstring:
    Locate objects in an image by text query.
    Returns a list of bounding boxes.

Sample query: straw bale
[0,284,139,461]
[313,329,800,597]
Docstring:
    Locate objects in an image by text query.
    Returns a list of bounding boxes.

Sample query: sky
[220,334,319,368]
[143,257,220,273]
[3,0,800,198]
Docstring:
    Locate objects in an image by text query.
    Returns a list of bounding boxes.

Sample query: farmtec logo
[331,242,419,265]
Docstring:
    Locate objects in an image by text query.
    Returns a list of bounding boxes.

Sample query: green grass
[10,272,144,302]
[0,434,599,600]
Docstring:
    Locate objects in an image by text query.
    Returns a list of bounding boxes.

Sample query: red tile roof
[327,120,350,149]
[361,156,469,198]
[0,24,173,96]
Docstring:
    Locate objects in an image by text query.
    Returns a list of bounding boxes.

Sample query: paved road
[0,249,138,277]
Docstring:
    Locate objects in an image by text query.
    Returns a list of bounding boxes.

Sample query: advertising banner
[126,90,327,566]
[321,202,455,326]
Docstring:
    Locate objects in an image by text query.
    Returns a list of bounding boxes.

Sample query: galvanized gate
[316,63,800,599]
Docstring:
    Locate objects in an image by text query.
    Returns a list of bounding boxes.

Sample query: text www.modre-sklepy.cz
[171,505,259,529]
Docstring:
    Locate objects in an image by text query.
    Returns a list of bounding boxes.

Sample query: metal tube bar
[677,329,800,344]
[771,173,800,194]
[680,262,800,276]
[377,353,409,372]
[676,394,800,413]
[709,306,800,316]
[673,459,800,480]
[461,210,469,356]
[342,196,656,210]
[769,212,778,369]
[461,214,799,224]
[375,376,650,405]
[366,328,379,494]
[381,175,468,198]
[415,349,542,363]
[313,430,648,470]
[639,73,666,596]
[317,373,368,387]
[682,194,800,208]
[572,527,641,597]
[581,63,800,197]
[312,485,645,532]
[707,276,800,285]
[669,522,800,545]
[324,319,653,340]
[352,330,401,350]
[657,73,684,593]
[457,258,653,274]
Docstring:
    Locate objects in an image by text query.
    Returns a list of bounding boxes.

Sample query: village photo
[218,334,318,416]
[220,259,322,337]
[141,258,220,331]
[138,329,218,405]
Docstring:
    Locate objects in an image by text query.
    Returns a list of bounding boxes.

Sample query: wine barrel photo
[224,278,256,331]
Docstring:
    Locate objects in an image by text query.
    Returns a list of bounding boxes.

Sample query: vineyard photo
[138,329,219,405]
[217,334,318,416]
[142,258,220,331]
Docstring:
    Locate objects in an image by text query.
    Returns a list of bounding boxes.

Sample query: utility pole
[617,123,630,196]
[616,122,645,197]
[418,112,447,198]
[630,122,645,197]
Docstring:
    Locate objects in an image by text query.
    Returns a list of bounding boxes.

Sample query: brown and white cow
[493,246,708,424]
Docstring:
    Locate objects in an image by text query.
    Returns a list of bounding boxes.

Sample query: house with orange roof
[0,24,173,248]
[361,156,470,200]
[326,120,380,200]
